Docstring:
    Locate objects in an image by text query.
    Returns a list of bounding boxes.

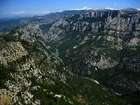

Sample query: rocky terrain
[0,9,140,105]
[43,9,140,104]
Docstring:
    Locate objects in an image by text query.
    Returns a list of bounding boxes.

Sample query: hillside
[0,9,140,105]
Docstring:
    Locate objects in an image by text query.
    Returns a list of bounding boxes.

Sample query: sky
[0,0,140,18]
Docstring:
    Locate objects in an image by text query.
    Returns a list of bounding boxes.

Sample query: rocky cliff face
[0,9,140,105]
[42,9,140,104]
[0,24,128,105]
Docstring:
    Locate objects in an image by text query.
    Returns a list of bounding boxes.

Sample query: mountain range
[0,8,140,105]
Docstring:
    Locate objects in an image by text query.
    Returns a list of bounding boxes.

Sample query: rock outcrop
[43,9,140,98]
[0,34,67,104]
[0,25,128,105]
[1,9,140,105]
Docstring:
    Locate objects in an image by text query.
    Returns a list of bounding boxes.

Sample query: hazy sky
[0,0,140,18]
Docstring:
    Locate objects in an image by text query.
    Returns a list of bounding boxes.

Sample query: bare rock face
[0,9,140,105]
[43,10,140,95]
[96,56,118,69]
[0,34,128,105]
